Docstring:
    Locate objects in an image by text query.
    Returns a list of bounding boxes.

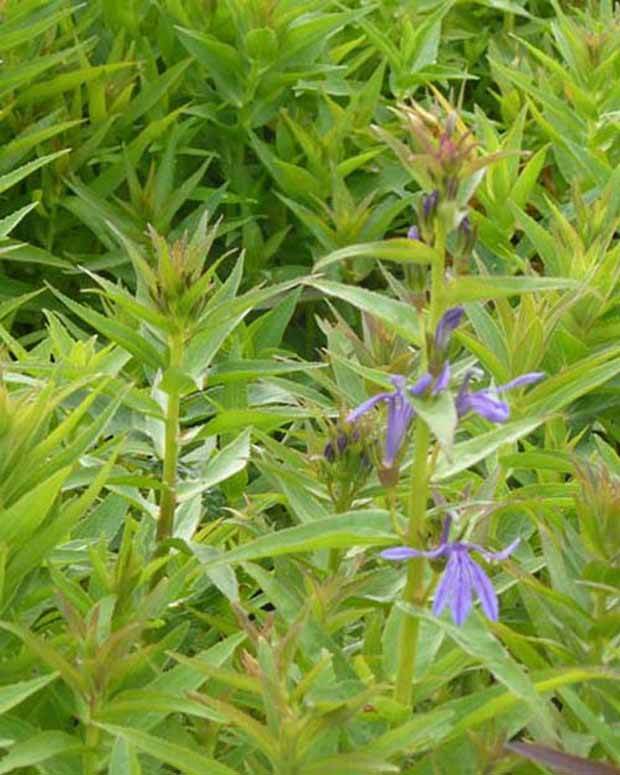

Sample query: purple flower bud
[324,440,336,462]
[407,225,421,241]
[434,306,465,352]
[422,190,440,219]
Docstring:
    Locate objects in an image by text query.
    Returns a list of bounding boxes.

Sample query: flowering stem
[394,417,430,706]
[157,331,184,546]
[393,213,446,706]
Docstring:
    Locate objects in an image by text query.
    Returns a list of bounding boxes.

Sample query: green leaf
[0,622,87,694]
[300,752,399,775]
[307,279,421,345]
[445,666,618,742]
[202,510,395,569]
[0,203,39,239]
[433,418,544,481]
[0,1,76,52]
[118,59,192,129]
[0,150,70,195]
[50,287,165,369]
[0,466,71,547]
[0,731,81,773]
[98,690,225,725]
[362,708,454,757]
[176,27,244,105]
[178,430,251,502]
[0,673,58,716]
[196,407,310,438]
[527,350,620,416]
[315,239,438,271]
[400,604,556,739]
[18,63,134,103]
[97,725,237,775]
[411,390,457,455]
[444,274,577,304]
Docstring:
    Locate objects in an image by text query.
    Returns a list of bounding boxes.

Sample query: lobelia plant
[335,102,547,709]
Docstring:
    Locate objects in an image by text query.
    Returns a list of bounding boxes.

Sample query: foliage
[0,0,619,773]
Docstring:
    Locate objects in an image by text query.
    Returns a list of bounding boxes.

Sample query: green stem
[393,215,446,707]
[429,220,446,333]
[83,718,100,775]
[394,419,430,706]
[156,332,184,545]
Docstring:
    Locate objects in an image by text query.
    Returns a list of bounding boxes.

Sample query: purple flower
[381,517,519,625]
[456,370,545,423]
[407,225,420,240]
[347,375,414,467]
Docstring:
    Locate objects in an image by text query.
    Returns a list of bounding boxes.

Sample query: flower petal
[466,391,510,422]
[495,372,545,393]
[477,537,520,562]
[384,393,414,465]
[390,374,408,391]
[432,551,459,617]
[410,373,433,396]
[432,361,451,395]
[346,392,389,423]
[451,551,473,625]
[468,557,499,621]
[380,546,423,561]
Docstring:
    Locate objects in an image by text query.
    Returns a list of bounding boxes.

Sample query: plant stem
[156,332,184,545]
[394,418,430,706]
[393,214,446,706]
[83,716,100,775]
[429,220,446,332]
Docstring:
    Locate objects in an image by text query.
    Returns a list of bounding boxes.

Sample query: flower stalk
[394,417,430,705]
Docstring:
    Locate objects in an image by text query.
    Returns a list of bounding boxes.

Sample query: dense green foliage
[1,0,620,773]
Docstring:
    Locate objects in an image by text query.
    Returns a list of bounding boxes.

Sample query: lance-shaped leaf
[307,278,422,345]
[314,238,438,271]
[96,724,238,775]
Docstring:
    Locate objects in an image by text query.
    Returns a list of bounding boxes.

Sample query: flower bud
[454,215,477,272]
[419,190,440,242]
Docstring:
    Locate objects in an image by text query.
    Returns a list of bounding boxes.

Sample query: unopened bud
[419,190,440,242]
[422,190,440,219]
[454,215,477,271]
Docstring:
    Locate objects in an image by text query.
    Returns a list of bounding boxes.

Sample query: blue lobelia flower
[347,375,414,468]
[381,517,519,625]
[455,370,545,423]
